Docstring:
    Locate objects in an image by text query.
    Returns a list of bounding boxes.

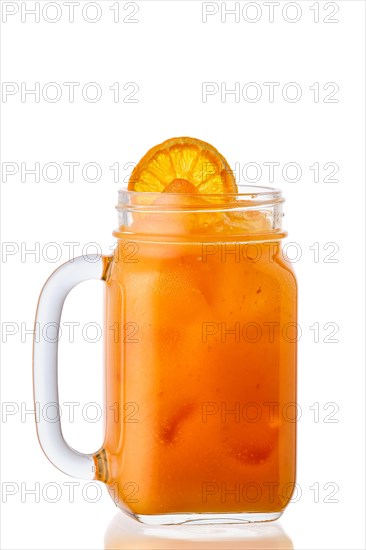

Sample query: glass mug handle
[33,254,110,479]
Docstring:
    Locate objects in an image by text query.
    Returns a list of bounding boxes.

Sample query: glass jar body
[32,185,297,525]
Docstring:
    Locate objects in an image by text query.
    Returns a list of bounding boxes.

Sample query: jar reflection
[104,512,293,550]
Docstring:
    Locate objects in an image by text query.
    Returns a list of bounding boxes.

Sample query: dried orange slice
[128,137,237,194]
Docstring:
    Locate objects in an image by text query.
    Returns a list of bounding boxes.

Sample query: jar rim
[117,184,284,212]
[115,185,285,241]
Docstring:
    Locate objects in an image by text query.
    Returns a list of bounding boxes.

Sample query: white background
[1,1,365,549]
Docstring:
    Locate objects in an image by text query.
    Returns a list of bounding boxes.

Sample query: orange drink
[33,137,297,525]
[99,138,297,522]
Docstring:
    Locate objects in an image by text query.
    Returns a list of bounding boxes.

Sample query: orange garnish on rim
[128,137,237,194]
